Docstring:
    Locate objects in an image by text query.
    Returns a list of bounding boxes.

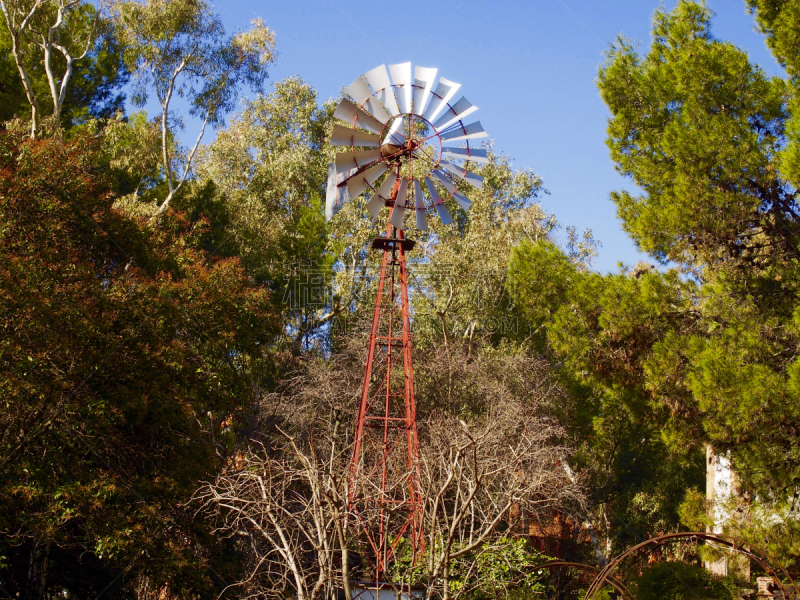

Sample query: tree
[0,128,280,596]
[0,0,116,137]
[197,77,342,348]
[102,109,163,200]
[596,0,800,497]
[407,150,550,352]
[747,0,800,189]
[113,0,276,219]
[509,0,800,570]
[0,18,128,127]
[601,2,792,273]
[509,242,706,564]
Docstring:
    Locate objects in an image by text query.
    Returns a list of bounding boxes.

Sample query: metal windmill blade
[348,163,389,198]
[413,179,428,231]
[412,66,437,116]
[326,63,489,231]
[442,146,489,163]
[423,77,460,122]
[331,124,381,148]
[433,97,479,131]
[345,76,391,123]
[325,163,351,221]
[432,169,472,211]
[424,177,453,226]
[389,62,413,115]
[388,177,408,230]
[364,64,400,116]
[333,98,385,134]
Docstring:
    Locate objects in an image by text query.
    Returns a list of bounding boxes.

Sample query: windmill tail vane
[326,62,488,584]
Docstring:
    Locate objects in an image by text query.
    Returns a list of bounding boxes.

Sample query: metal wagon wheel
[583,531,800,600]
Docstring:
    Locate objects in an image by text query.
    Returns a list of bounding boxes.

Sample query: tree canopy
[0,121,279,596]
[509,0,800,570]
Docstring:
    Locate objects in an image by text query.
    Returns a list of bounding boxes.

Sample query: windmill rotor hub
[380,137,424,162]
[380,142,404,159]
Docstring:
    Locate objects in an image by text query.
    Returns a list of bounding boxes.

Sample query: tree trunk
[8,35,40,138]
[29,100,40,139]
[26,543,49,599]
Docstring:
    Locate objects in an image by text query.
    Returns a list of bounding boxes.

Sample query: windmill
[326,62,488,583]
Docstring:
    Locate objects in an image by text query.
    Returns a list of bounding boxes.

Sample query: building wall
[705,445,749,579]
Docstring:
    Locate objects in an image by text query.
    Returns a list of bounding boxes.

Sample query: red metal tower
[348,175,424,580]
[329,63,490,584]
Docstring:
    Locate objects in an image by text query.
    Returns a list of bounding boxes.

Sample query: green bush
[632,562,738,600]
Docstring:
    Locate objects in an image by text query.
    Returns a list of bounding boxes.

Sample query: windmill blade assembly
[325,62,489,231]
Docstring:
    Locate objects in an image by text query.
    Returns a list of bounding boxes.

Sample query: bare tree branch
[198,340,585,599]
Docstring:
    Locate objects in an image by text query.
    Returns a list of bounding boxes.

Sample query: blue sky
[163,0,785,272]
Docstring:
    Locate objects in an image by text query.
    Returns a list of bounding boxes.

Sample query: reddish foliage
[0,131,280,595]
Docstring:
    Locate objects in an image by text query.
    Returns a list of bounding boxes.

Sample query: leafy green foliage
[600,1,790,271]
[197,76,336,349]
[102,110,164,199]
[0,4,128,126]
[198,77,332,282]
[509,241,705,556]
[116,0,274,127]
[747,0,800,188]
[112,0,276,216]
[449,538,553,599]
[508,0,800,569]
[397,150,549,354]
[18,0,800,590]
[0,129,279,596]
[632,561,738,600]
[596,0,800,496]
[392,537,555,600]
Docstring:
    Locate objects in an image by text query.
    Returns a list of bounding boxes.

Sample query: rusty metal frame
[532,561,634,600]
[582,531,800,600]
[348,169,424,581]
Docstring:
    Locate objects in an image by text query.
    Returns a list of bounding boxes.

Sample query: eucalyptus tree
[113,0,276,220]
[403,151,550,351]
[197,76,347,348]
[0,0,112,137]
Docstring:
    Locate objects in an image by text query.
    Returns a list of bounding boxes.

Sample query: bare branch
[198,341,584,599]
